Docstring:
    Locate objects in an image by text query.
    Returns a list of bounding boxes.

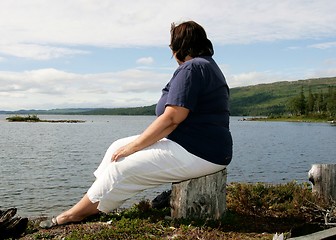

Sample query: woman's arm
[111,105,189,161]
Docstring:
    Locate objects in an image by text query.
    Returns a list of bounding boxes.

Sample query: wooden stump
[308,164,336,203]
[170,168,227,220]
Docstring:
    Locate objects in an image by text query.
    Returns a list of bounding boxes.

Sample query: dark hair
[170,21,214,62]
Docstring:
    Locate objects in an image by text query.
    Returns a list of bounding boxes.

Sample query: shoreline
[238,116,335,123]
[9,181,336,239]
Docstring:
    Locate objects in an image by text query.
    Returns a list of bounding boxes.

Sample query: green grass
[20,182,334,240]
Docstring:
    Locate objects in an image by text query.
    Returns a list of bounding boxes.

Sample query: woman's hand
[111,142,138,161]
[111,106,189,162]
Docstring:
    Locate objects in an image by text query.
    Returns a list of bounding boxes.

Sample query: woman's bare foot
[40,194,100,228]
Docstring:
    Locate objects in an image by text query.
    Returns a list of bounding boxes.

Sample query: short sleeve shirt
[156,56,232,165]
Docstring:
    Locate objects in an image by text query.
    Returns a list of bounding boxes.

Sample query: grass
[16,181,335,240]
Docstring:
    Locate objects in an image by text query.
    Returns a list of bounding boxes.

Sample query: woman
[40,20,233,228]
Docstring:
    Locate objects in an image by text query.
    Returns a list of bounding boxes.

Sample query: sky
[1,0,336,111]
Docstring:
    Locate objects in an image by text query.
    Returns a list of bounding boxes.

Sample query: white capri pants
[87,135,226,213]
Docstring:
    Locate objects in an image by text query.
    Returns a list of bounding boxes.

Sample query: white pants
[87,135,226,213]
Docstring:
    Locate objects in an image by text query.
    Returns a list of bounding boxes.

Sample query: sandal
[39,217,58,229]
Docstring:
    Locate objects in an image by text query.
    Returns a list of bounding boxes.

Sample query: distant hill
[1,77,335,116]
[0,108,96,115]
[229,77,336,116]
[79,105,156,115]
[0,105,157,116]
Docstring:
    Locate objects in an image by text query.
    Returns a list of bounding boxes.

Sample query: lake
[0,115,335,217]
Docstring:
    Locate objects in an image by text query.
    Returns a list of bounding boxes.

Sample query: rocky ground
[2,182,335,240]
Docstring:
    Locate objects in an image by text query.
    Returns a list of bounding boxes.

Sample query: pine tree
[315,91,325,113]
[288,86,306,115]
[326,86,336,116]
[298,86,306,115]
[307,87,315,114]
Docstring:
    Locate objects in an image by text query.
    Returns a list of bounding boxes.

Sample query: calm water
[0,115,335,217]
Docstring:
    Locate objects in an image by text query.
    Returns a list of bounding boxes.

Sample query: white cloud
[309,41,336,49]
[225,67,336,89]
[303,58,336,79]
[136,57,154,65]
[0,43,89,60]
[227,71,292,88]
[1,0,335,110]
[0,0,336,59]
[219,63,309,88]
[1,64,334,110]
[0,68,170,110]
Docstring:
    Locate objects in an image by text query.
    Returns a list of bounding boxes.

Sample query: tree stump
[308,164,336,203]
[170,168,227,220]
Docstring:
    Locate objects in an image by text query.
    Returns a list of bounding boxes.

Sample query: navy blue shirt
[156,56,232,165]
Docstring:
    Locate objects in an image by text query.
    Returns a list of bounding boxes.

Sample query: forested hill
[229,77,336,116]
[0,105,157,116]
[1,77,335,116]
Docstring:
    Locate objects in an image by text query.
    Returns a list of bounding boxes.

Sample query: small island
[5,115,85,123]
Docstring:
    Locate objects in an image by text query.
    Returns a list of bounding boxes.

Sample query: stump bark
[308,164,336,203]
[170,168,227,220]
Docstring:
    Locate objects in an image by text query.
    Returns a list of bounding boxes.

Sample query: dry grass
[15,182,335,240]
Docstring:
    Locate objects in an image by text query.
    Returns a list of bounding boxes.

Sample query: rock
[151,190,171,209]
[0,208,28,239]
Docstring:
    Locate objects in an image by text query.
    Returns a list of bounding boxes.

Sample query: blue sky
[1,0,336,110]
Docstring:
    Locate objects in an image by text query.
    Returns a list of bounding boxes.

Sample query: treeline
[287,86,336,117]
[229,77,336,117]
[1,105,156,116]
[81,105,156,115]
